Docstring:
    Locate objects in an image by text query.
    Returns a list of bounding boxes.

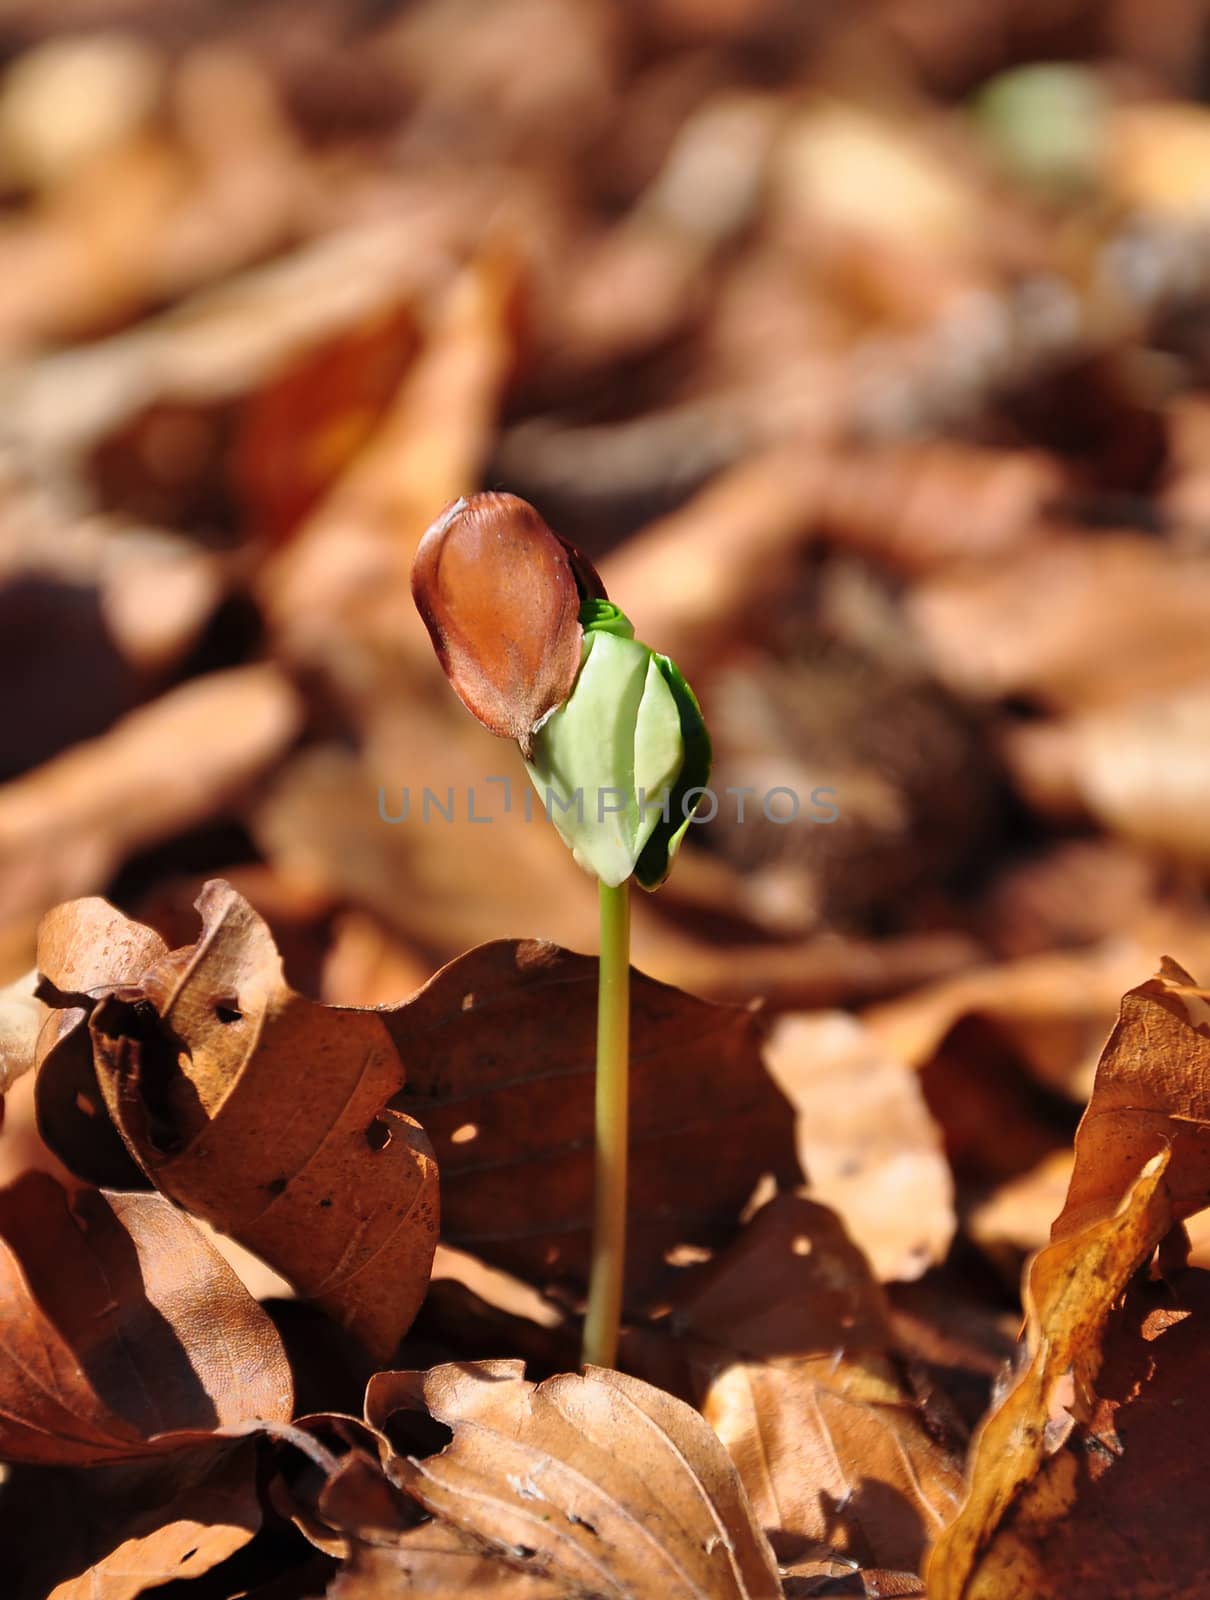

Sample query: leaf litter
[3,2,1210,1596]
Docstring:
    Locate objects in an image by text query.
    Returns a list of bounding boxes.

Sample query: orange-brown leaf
[366,1361,783,1600]
[0,1172,292,1465]
[79,880,438,1362]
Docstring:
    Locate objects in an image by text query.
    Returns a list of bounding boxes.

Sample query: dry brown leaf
[0,1171,292,1465]
[366,1360,783,1600]
[0,664,302,944]
[305,1450,559,1594]
[657,1193,964,1576]
[1006,682,1210,867]
[1053,957,1210,1240]
[46,1443,263,1600]
[0,219,435,479]
[261,254,517,680]
[232,299,417,544]
[864,942,1158,1104]
[330,1537,559,1597]
[62,880,439,1362]
[386,937,799,1300]
[38,880,791,1324]
[941,1267,1210,1599]
[0,46,305,356]
[926,959,1210,1592]
[909,535,1210,714]
[34,894,170,1189]
[966,1149,1076,1272]
[761,1013,953,1281]
[926,1154,1177,1599]
[0,970,44,1099]
[810,442,1062,576]
[600,448,825,689]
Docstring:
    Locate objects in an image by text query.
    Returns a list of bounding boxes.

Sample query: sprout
[412,490,712,1369]
[525,600,710,888]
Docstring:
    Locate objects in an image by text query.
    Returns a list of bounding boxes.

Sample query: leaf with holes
[365,1360,784,1600]
[38,880,439,1362]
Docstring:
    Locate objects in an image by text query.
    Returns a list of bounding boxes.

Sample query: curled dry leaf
[1053,957,1210,1240]
[0,1171,292,1465]
[38,880,788,1325]
[365,1360,783,1600]
[761,1012,953,1281]
[927,1155,1177,1600]
[35,894,171,1189]
[306,1451,559,1595]
[385,937,799,1299]
[942,1266,1210,1599]
[59,880,439,1363]
[656,1193,964,1576]
[929,959,1210,1596]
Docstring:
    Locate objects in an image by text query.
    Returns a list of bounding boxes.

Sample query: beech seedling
[412,491,711,1366]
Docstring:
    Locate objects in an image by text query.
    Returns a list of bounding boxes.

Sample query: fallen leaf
[386,936,800,1299]
[762,1013,953,1281]
[261,255,518,679]
[945,1268,1210,1599]
[864,943,1154,1105]
[909,535,1210,714]
[0,970,44,1099]
[46,1443,263,1600]
[1053,957,1210,1240]
[655,1193,964,1575]
[329,1534,559,1597]
[966,1149,1076,1275]
[232,299,417,544]
[0,664,302,946]
[1006,682,1210,868]
[34,894,170,1189]
[366,1360,784,1599]
[0,1171,292,1465]
[926,1154,1180,1599]
[292,1442,559,1594]
[75,880,439,1362]
[927,958,1210,1592]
